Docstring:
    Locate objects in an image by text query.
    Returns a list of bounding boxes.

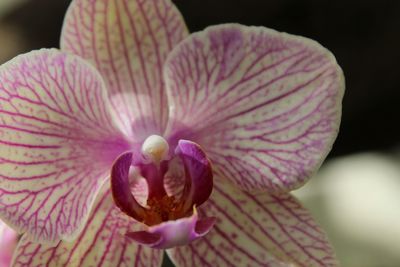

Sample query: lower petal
[11,185,163,267]
[167,178,338,267]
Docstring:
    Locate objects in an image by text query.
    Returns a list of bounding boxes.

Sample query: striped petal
[164,24,344,192]
[12,186,163,267]
[167,179,338,267]
[61,0,189,139]
[0,49,129,242]
[0,220,18,267]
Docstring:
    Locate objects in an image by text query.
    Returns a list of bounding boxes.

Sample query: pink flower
[0,221,18,267]
[0,0,344,266]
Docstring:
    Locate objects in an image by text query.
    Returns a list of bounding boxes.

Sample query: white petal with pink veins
[0,49,129,242]
[164,24,344,192]
[61,0,189,138]
[167,178,338,267]
[12,186,163,267]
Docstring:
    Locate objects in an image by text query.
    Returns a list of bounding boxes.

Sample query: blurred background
[0,0,399,266]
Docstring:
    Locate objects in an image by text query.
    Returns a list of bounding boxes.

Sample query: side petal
[11,186,163,267]
[175,140,213,213]
[0,220,18,267]
[0,49,129,242]
[61,0,189,138]
[167,179,338,267]
[111,152,147,222]
[164,24,344,192]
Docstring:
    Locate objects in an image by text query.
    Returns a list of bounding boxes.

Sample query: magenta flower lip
[0,0,344,265]
[127,208,216,249]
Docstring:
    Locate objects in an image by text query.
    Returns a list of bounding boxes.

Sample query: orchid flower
[0,0,344,266]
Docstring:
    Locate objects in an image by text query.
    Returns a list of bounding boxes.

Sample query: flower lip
[111,137,214,230]
[126,231,163,247]
[126,207,216,249]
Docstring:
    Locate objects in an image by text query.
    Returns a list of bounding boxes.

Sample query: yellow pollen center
[144,196,181,225]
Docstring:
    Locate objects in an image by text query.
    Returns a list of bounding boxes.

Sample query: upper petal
[0,49,129,242]
[61,0,189,139]
[167,178,338,267]
[164,24,344,192]
[12,186,163,267]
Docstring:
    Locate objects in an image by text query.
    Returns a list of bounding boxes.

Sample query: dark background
[1,1,399,266]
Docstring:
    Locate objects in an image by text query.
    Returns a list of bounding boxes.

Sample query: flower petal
[164,24,344,192]
[12,186,163,267]
[61,0,189,138]
[0,220,18,267]
[175,140,213,213]
[111,152,147,222]
[167,179,338,267]
[0,49,129,242]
